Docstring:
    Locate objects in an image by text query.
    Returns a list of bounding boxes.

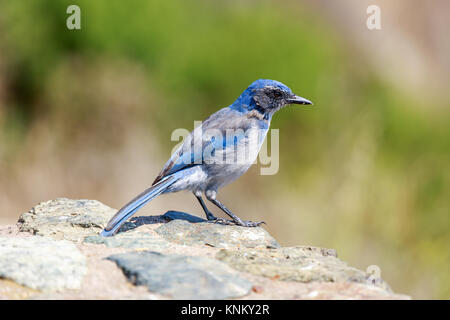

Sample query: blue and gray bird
[101,79,312,237]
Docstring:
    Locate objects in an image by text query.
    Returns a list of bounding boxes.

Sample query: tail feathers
[100,175,177,237]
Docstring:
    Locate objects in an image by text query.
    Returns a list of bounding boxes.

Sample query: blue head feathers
[230,79,311,118]
[233,79,291,106]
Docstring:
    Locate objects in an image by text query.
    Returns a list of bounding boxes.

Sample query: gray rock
[0,236,86,291]
[84,230,170,250]
[6,198,404,299]
[155,219,280,249]
[107,251,252,299]
[18,198,116,241]
[216,246,390,289]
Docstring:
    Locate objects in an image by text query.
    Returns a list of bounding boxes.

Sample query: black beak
[286,95,313,105]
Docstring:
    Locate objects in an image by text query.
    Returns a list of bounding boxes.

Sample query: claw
[205,218,265,227]
[206,217,235,225]
[241,220,265,227]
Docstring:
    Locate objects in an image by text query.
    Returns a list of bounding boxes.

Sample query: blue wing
[152,107,251,185]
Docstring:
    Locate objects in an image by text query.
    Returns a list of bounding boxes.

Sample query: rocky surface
[85,230,171,250]
[0,236,86,291]
[107,251,252,299]
[18,198,115,241]
[216,247,391,291]
[155,219,280,249]
[0,198,410,300]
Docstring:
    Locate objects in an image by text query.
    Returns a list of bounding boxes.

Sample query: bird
[101,79,312,237]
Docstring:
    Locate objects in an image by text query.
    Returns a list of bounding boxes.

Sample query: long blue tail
[100,175,177,237]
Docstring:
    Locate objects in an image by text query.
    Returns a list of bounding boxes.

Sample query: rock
[18,198,116,241]
[107,251,252,299]
[84,230,170,250]
[0,279,39,300]
[3,198,409,299]
[155,219,280,249]
[216,246,390,289]
[292,282,408,300]
[0,236,86,291]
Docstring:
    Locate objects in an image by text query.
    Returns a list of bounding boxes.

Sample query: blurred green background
[0,0,449,298]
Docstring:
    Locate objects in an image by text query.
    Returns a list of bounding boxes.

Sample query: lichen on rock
[18,198,116,241]
[0,198,409,299]
[215,246,387,288]
[107,251,252,299]
[0,236,86,291]
[155,218,280,249]
[84,230,171,250]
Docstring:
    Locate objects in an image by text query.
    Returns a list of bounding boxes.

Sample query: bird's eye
[273,91,282,98]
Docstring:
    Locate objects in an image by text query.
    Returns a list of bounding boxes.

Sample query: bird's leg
[205,190,265,227]
[194,193,217,221]
[194,192,236,225]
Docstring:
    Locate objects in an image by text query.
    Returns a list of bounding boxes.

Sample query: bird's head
[232,79,312,119]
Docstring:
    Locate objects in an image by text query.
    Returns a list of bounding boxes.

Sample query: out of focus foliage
[0,0,448,298]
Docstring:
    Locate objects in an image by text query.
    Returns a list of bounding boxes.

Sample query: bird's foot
[206,217,236,225]
[207,217,265,227]
[236,220,266,227]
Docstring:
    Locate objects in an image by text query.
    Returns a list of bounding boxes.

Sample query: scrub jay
[101,79,312,236]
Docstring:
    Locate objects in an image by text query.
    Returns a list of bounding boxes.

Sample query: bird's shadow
[118,210,207,234]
